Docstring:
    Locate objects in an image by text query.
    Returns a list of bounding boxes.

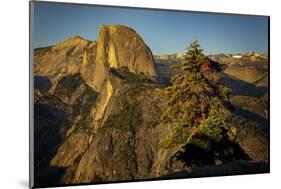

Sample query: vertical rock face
[94,81,113,121]
[104,25,157,75]
[82,25,159,91]
[80,24,159,124]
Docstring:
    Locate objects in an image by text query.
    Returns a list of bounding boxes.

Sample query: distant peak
[51,35,91,50]
[65,35,89,42]
[245,51,260,57]
[232,55,242,59]
[69,35,83,40]
[99,24,137,33]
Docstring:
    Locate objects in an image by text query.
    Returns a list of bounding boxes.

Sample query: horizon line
[33,34,268,56]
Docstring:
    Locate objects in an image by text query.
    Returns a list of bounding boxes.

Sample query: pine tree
[160,40,232,148]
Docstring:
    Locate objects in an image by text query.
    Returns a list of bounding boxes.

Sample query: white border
[1,0,280,189]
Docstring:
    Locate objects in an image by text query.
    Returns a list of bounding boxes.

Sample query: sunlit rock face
[34,36,95,93]
[80,25,159,124]
[82,25,158,91]
[35,24,159,125]
[35,25,158,92]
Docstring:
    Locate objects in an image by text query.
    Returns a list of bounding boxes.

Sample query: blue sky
[33,2,268,55]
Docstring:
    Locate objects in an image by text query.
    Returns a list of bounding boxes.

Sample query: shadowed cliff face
[33,25,268,187]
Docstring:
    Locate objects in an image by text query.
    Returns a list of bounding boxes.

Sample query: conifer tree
[160,40,232,148]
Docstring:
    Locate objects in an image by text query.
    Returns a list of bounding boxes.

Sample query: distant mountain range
[154,51,268,87]
[209,51,268,67]
[154,51,268,63]
[155,51,268,123]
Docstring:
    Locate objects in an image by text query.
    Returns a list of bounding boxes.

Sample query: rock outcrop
[35,25,159,125]
[35,25,159,91]
[80,25,159,126]
[81,25,158,91]
[34,36,95,93]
